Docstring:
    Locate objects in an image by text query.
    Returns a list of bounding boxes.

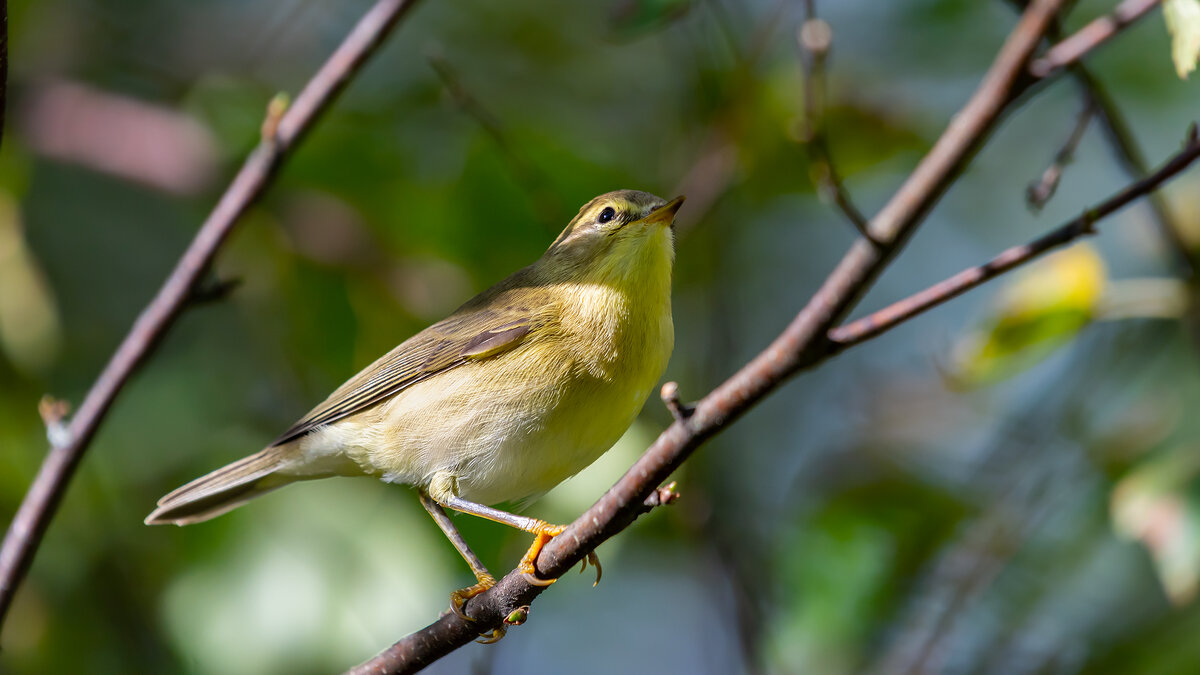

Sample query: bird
[146,189,682,636]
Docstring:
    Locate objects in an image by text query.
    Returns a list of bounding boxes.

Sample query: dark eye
[598,207,616,224]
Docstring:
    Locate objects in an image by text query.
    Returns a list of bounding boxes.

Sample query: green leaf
[1165,0,1200,79]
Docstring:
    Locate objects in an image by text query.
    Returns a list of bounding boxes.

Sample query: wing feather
[270,302,538,447]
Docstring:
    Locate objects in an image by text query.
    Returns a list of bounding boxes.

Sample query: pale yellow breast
[318,278,672,504]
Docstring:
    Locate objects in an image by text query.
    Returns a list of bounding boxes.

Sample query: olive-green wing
[270,309,535,447]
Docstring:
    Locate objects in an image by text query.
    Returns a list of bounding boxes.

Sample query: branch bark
[829,126,1200,348]
[0,0,426,629]
[350,0,1164,671]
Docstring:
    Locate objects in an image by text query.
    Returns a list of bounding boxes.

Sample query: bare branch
[1077,67,1198,275]
[830,127,1200,348]
[797,1,875,243]
[1029,0,1162,78]
[1027,98,1094,209]
[0,0,427,629]
[350,1,1095,671]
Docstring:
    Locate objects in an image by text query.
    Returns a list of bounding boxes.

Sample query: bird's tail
[145,446,295,526]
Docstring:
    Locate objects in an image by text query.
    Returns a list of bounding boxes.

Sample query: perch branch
[0,0,426,629]
[349,1,1097,671]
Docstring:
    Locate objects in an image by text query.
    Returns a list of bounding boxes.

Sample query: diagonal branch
[829,126,1200,349]
[0,0,427,629]
[349,0,1122,671]
[1028,0,1162,78]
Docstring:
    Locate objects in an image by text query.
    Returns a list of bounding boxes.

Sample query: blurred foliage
[950,244,1106,386]
[0,0,1199,674]
[1165,0,1200,79]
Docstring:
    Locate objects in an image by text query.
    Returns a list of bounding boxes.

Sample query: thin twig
[1077,67,1198,275]
[0,0,426,629]
[829,126,1200,348]
[798,0,875,243]
[1027,98,1094,209]
[427,51,562,223]
[349,2,1088,671]
[1029,0,1162,78]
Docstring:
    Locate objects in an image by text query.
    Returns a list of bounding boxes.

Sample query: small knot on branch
[799,19,832,56]
[188,276,242,305]
[261,93,291,142]
[1186,122,1199,146]
[644,481,681,509]
[38,395,72,449]
[660,382,694,423]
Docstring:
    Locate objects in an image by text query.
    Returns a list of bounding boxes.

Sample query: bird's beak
[639,196,685,227]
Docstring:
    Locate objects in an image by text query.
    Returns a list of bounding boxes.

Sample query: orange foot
[449,573,507,644]
[518,524,604,587]
[449,573,496,620]
[518,524,566,586]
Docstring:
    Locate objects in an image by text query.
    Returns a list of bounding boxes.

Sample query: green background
[2,0,1200,672]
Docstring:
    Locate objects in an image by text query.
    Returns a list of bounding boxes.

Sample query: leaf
[950,244,1106,385]
[1165,0,1200,79]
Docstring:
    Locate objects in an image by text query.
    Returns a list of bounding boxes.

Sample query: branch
[1029,0,1162,78]
[829,126,1200,348]
[1077,67,1198,275]
[797,0,875,243]
[0,0,426,629]
[351,1,1104,671]
[1026,97,1094,209]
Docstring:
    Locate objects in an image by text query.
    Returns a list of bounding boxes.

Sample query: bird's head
[541,190,684,287]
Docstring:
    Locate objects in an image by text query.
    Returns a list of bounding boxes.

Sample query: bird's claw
[449,573,497,621]
[579,550,602,587]
[518,524,566,586]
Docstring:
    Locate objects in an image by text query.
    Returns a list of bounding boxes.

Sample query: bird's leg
[428,473,601,589]
[418,490,506,642]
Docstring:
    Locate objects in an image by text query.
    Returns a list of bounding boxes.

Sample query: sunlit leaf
[1165,0,1200,79]
[950,244,1106,385]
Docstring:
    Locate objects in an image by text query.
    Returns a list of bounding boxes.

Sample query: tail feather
[145,447,294,526]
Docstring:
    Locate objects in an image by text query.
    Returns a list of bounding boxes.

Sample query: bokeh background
[2,0,1200,673]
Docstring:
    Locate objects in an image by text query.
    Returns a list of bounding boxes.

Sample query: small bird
[147,190,682,633]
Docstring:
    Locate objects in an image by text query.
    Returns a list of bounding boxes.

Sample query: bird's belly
[340,342,665,505]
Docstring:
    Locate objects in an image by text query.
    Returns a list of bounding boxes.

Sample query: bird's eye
[598,206,616,224]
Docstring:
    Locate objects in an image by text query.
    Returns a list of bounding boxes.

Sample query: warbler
[147,190,682,626]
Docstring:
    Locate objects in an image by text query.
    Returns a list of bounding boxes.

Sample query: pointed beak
[639,196,685,227]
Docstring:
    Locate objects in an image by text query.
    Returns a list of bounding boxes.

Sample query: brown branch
[798,0,875,243]
[1029,0,1161,78]
[0,0,426,629]
[830,126,1200,348]
[350,1,1096,671]
[1076,67,1198,275]
[1027,98,1094,209]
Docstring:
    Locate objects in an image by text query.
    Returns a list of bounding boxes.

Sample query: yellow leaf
[1165,0,1200,79]
[951,244,1106,385]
